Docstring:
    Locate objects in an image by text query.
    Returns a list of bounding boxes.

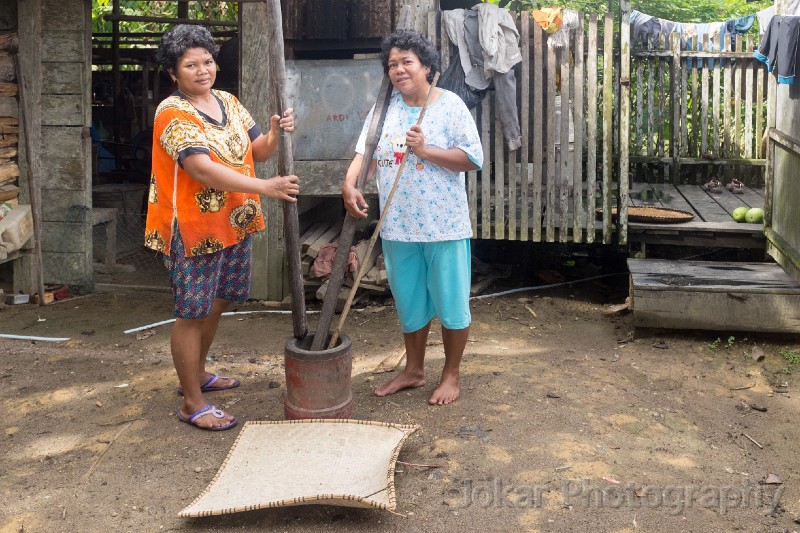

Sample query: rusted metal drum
[284,333,353,420]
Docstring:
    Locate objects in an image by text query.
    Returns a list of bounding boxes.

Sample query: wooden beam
[102,14,238,26]
[629,259,800,334]
[267,0,307,338]
[15,55,46,303]
[619,0,631,246]
[241,1,283,301]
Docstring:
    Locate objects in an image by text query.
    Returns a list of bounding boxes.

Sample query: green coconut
[745,207,764,224]
[732,206,748,222]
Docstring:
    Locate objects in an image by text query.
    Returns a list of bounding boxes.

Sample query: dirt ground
[2,264,800,532]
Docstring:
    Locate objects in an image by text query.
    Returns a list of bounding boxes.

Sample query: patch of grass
[780,349,800,365]
[709,336,736,350]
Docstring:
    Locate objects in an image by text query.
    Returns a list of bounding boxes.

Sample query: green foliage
[482,0,607,14]
[92,1,237,34]
[781,349,800,366]
[632,0,771,24]
[483,0,773,22]
[708,336,735,350]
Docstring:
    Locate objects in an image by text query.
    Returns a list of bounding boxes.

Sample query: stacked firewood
[0,33,19,208]
[299,220,390,310]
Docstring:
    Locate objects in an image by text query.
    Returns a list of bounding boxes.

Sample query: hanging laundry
[631,10,760,52]
[548,9,580,49]
[756,6,776,36]
[440,4,522,151]
[444,4,522,150]
[472,3,522,78]
[754,15,800,84]
[658,19,684,42]
[440,9,489,110]
[630,10,661,47]
[530,8,562,33]
[734,15,755,33]
[442,9,474,86]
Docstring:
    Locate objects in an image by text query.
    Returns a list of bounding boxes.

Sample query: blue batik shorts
[382,239,471,333]
[162,226,252,319]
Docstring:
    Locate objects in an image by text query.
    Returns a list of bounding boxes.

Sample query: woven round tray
[596,206,695,223]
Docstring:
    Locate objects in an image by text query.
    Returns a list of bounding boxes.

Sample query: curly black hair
[380,29,440,83]
[156,24,219,73]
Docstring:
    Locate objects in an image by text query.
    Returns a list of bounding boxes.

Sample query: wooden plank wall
[256,1,437,300]
[766,125,800,284]
[40,0,93,289]
[460,12,620,244]
[242,1,285,301]
[282,0,433,40]
[630,29,770,185]
[16,0,92,290]
[10,0,35,293]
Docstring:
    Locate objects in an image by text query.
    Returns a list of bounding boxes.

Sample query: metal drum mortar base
[284,333,353,420]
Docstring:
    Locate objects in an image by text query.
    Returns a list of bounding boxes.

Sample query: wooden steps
[628,258,800,334]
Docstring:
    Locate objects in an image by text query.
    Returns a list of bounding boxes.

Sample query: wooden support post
[328,73,440,350]
[670,33,681,185]
[310,6,413,351]
[266,0,307,339]
[586,15,598,244]
[601,12,613,244]
[15,55,46,306]
[618,0,631,246]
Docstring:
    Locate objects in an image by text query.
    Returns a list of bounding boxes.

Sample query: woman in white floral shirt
[343,29,483,405]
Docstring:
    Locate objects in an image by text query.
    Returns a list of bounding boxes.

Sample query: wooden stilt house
[2,0,798,333]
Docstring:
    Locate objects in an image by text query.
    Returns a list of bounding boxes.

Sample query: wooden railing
[764,128,800,282]
[629,32,771,184]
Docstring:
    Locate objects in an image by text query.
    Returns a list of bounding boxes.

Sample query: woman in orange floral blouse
[145,25,299,431]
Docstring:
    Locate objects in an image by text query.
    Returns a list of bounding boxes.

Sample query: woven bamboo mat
[596,206,695,223]
[178,419,419,518]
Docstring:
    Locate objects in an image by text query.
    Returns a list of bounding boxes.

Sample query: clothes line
[631,8,762,51]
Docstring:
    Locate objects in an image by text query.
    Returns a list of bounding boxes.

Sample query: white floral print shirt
[356,89,483,242]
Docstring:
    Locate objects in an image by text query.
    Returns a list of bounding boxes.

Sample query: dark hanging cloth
[438,52,489,110]
[754,16,800,84]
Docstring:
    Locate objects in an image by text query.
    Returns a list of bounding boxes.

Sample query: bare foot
[428,375,459,405]
[375,371,425,397]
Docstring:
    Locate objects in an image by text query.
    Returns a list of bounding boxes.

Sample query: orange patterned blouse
[144,90,266,257]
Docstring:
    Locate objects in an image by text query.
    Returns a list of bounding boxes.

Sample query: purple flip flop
[177,404,238,431]
[177,373,241,395]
